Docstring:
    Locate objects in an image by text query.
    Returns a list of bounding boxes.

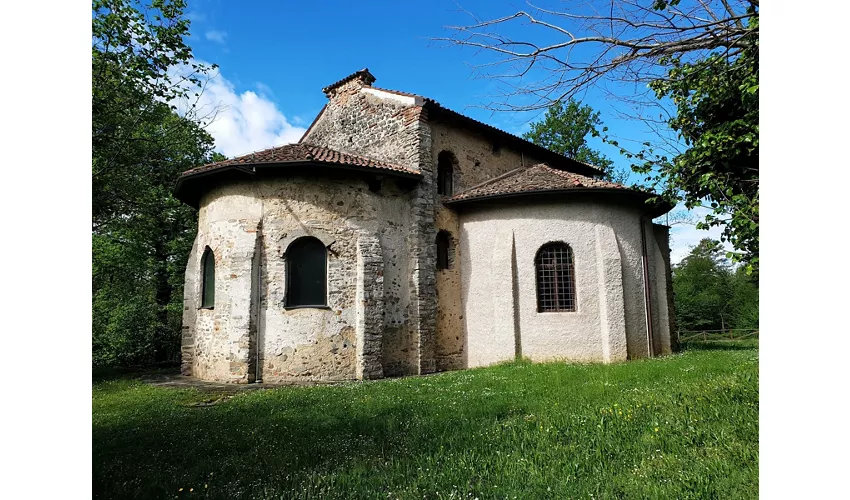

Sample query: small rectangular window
[436,231,452,270]
[437,151,455,196]
[535,243,576,312]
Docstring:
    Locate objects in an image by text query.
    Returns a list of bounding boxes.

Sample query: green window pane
[286,237,327,307]
[202,248,215,308]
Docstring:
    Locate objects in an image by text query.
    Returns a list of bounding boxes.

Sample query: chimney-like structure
[322,68,376,100]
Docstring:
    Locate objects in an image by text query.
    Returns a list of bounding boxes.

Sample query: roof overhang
[444,187,674,218]
[174,160,422,208]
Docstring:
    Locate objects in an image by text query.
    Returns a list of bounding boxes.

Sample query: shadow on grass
[92,386,529,499]
[93,354,759,499]
[92,364,179,383]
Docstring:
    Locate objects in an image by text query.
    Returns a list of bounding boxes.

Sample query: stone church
[174,69,675,383]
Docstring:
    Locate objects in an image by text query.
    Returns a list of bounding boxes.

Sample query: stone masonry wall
[429,121,547,370]
[304,82,424,171]
[181,236,199,376]
[303,79,435,376]
[356,233,384,379]
[183,170,410,383]
[188,213,260,383]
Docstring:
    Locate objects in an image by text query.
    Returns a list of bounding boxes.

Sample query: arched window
[285,237,328,308]
[437,151,455,195]
[201,247,215,309]
[436,230,451,270]
[535,243,576,312]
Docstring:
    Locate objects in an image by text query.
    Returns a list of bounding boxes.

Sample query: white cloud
[662,204,735,264]
[204,30,227,44]
[175,62,307,157]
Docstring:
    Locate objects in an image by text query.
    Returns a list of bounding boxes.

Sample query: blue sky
[183,0,728,262]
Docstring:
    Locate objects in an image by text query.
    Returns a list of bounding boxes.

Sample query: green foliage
[93,0,216,226]
[628,9,759,274]
[94,348,758,498]
[92,0,217,366]
[523,99,629,183]
[673,238,758,332]
[730,267,759,330]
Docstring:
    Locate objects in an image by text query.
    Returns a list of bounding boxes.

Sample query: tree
[637,17,759,275]
[438,1,759,273]
[672,239,733,331]
[93,0,216,228]
[522,99,629,184]
[92,0,218,366]
[672,238,757,332]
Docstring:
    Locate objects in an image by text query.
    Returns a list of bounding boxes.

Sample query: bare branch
[434,0,757,112]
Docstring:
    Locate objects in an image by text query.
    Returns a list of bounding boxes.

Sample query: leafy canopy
[92,0,220,366]
[523,99,629,184]
[627,8,759,275]
[672,238,758,332]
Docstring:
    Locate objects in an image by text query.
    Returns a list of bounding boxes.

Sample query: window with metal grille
[285,237,327,308]
[535,243,576,312]
[436,231,451,270]
[437,151,455,195]
[201,247,215,309]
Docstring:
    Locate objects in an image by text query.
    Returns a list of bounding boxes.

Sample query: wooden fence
[677,328,759,343]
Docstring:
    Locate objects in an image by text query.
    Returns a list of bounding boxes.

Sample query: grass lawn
[93,344,758,499]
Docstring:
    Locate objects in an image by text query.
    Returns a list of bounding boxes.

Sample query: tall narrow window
[201,247,215,309]
[285,237,327,307]
[437,151,455,195]
[436,231,451,270]
[535,243,576,312]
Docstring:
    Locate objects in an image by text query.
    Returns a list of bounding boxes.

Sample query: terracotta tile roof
[180,143,420,178]
[322,68,376,94]
[446,163,632,203]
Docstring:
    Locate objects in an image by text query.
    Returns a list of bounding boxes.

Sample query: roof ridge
[179,141,422,183]
[538,163,586,186]
[195,143,296,168]
[539,162,630,187]
[300,142,405,169]
[426,101,603,175]
[368,86,424,99]
[362,85,602,175]
[322,68,376,95]
[446,163,550,201]
[206,142,397,169]
[452,166,529,195]
[447,159,634,204]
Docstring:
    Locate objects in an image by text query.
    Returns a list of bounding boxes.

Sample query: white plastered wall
[458,199,671,367]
